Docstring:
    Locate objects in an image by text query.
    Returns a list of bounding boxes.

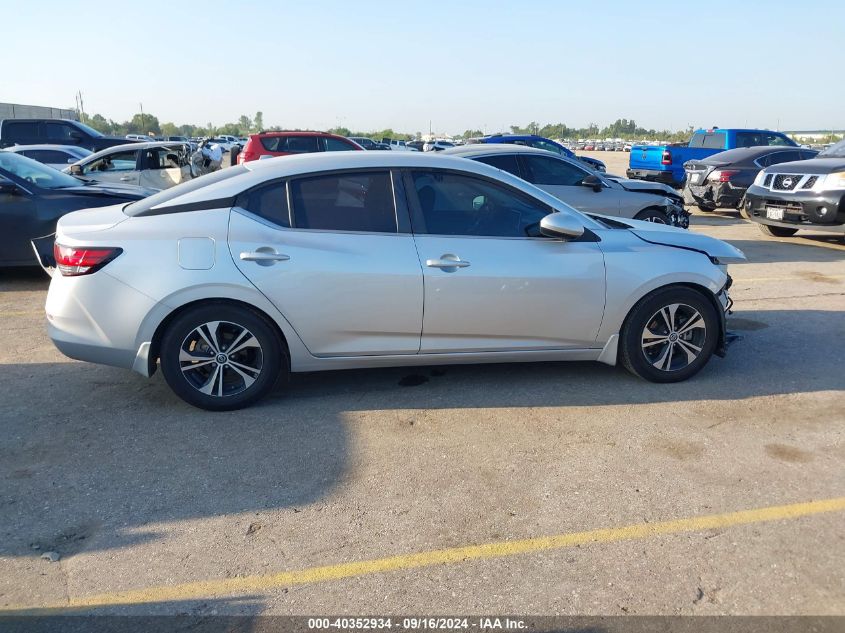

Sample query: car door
[228,170,424,356]
[0,176,40,264]
[81,149,141,185]
[406,169,606,353]
[519,154,626,216]
[138,147,187,189]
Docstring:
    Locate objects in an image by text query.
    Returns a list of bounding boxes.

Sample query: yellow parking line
[4,496,844,612]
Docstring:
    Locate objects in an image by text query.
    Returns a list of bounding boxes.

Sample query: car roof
[3,144,87,153]
[443,144,558,157]
[140,151,602,231]
[79,141,188,163]
[249,130,336,138]
[701,146,808,164]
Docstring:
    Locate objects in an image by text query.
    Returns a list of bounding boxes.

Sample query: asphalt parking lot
[1,150,843,616]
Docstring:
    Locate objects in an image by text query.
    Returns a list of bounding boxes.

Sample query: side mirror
[540,212,585,240]
[69,164,83,176]
[581,174,603,192]
[0,177,20,195]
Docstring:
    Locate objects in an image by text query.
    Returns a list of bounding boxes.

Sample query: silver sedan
[42,152,744,410]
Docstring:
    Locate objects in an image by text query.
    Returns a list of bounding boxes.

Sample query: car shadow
[722,238,845,264]
[0,308,842,561]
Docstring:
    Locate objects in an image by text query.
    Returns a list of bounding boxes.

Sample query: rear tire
[159,304,285,411]
[620,287,719,383]
[230,145,241,166]
[757,224,798,238]
[634,208,671,224]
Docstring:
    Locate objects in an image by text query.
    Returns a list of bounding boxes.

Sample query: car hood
[58,181,157,198]
[607,177,679,197]
[594,215,746,263]
[765,157,845,174]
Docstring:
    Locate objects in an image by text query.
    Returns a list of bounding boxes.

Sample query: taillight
[661,150,672,165]
[709,169,740,183]
[54,243,122,276]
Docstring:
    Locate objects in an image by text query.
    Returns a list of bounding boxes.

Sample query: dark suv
[0,119,135,152]
[745,139,845,238]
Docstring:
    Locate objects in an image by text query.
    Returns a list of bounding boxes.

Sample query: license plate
[689,173,700,184]
[766,208,785,221]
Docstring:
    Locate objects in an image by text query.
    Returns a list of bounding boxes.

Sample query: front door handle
[240,250,290,263]
[426,254,470,270]
[119,175,132,181]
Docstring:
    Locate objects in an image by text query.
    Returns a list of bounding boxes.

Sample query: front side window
[323,137,358,152]
[45,122,77,141]
[522,155,588,186]
[83,150,138,174]
[410,170,551,238]
[763,133,792,147]
[237,181,290,227]
[290,171,396,233]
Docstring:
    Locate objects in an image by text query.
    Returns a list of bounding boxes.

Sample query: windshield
[73,121,105,138]
[0,151,83,189]
[818,140,845,158]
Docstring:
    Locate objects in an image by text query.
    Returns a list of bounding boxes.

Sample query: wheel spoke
[678,312,704,334]
[228,359,261,375]
[667,303,680,331]
[642,338,669,349]
[198,365,221,395]
[224,326,249,353]
[196,324,219,354]
[179,349,213,363]
[228,335,260,356]
[651,342,672,369]
[659,307,672,331]
[181,359,216,372]
[676,339,702,364]
[216,365,225,397]
[227,363,257,389]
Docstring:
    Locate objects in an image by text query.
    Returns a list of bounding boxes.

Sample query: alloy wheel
[640,303,707,372]
[179,320,264,397]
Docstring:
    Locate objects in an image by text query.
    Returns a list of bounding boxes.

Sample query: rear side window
[764,150,801,166]
[690,132,726,149]
[474,154,521,177]
[289,171,396,233]
[260,135,320,153]
[4,121,39,137]
[522,155,587,186]
[22,149,73,164]
[323,137,358,151]
[530,139,564,155]
[237,181,290,227]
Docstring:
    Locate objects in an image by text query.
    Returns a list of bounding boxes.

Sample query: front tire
[620,287,719,383]
[634,208,671,224]
[159,304,285,411]
[757,224,798,238]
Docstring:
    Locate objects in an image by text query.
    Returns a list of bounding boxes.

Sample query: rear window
[690,132,726,149]
[124,166,247,216]
[260,135,321,153]
[22,149,74,164]
[289,171,396,233]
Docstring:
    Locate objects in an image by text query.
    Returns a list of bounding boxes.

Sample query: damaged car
[445,144,689,227]
[684,146,818,212]
[66,141,193,190]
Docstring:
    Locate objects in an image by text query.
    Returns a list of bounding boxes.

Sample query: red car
[237,131,362,164]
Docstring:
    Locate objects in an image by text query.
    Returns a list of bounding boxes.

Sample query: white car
[389,139,418,151]
[2,144,92,170]
[423,140,456,152]
[445,145,689,226]
[65,141,192,190]
[125,134,152,142]
[43,151,744,410]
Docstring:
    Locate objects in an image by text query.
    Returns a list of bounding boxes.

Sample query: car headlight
[824,170,845,189]
[753,170,768,186]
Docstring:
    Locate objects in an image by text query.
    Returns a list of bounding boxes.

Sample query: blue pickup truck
[627,128,797,188]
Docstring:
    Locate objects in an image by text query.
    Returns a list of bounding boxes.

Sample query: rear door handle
[426,254,470,270]
[240,250,290,262]
[119,175,132,181]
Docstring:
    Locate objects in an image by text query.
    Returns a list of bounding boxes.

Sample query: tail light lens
[661,149,672,165]
[54,244,122,276]
[709,169,740,183]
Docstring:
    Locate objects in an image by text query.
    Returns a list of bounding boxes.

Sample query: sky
[4,0,844,135]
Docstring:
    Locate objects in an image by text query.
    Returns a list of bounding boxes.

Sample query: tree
[238,115,252,132]
[126,113,160,135]
[461,129,483,139]
[254,111,264,131]
[328,126,352,137]
[87,113,113,135]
